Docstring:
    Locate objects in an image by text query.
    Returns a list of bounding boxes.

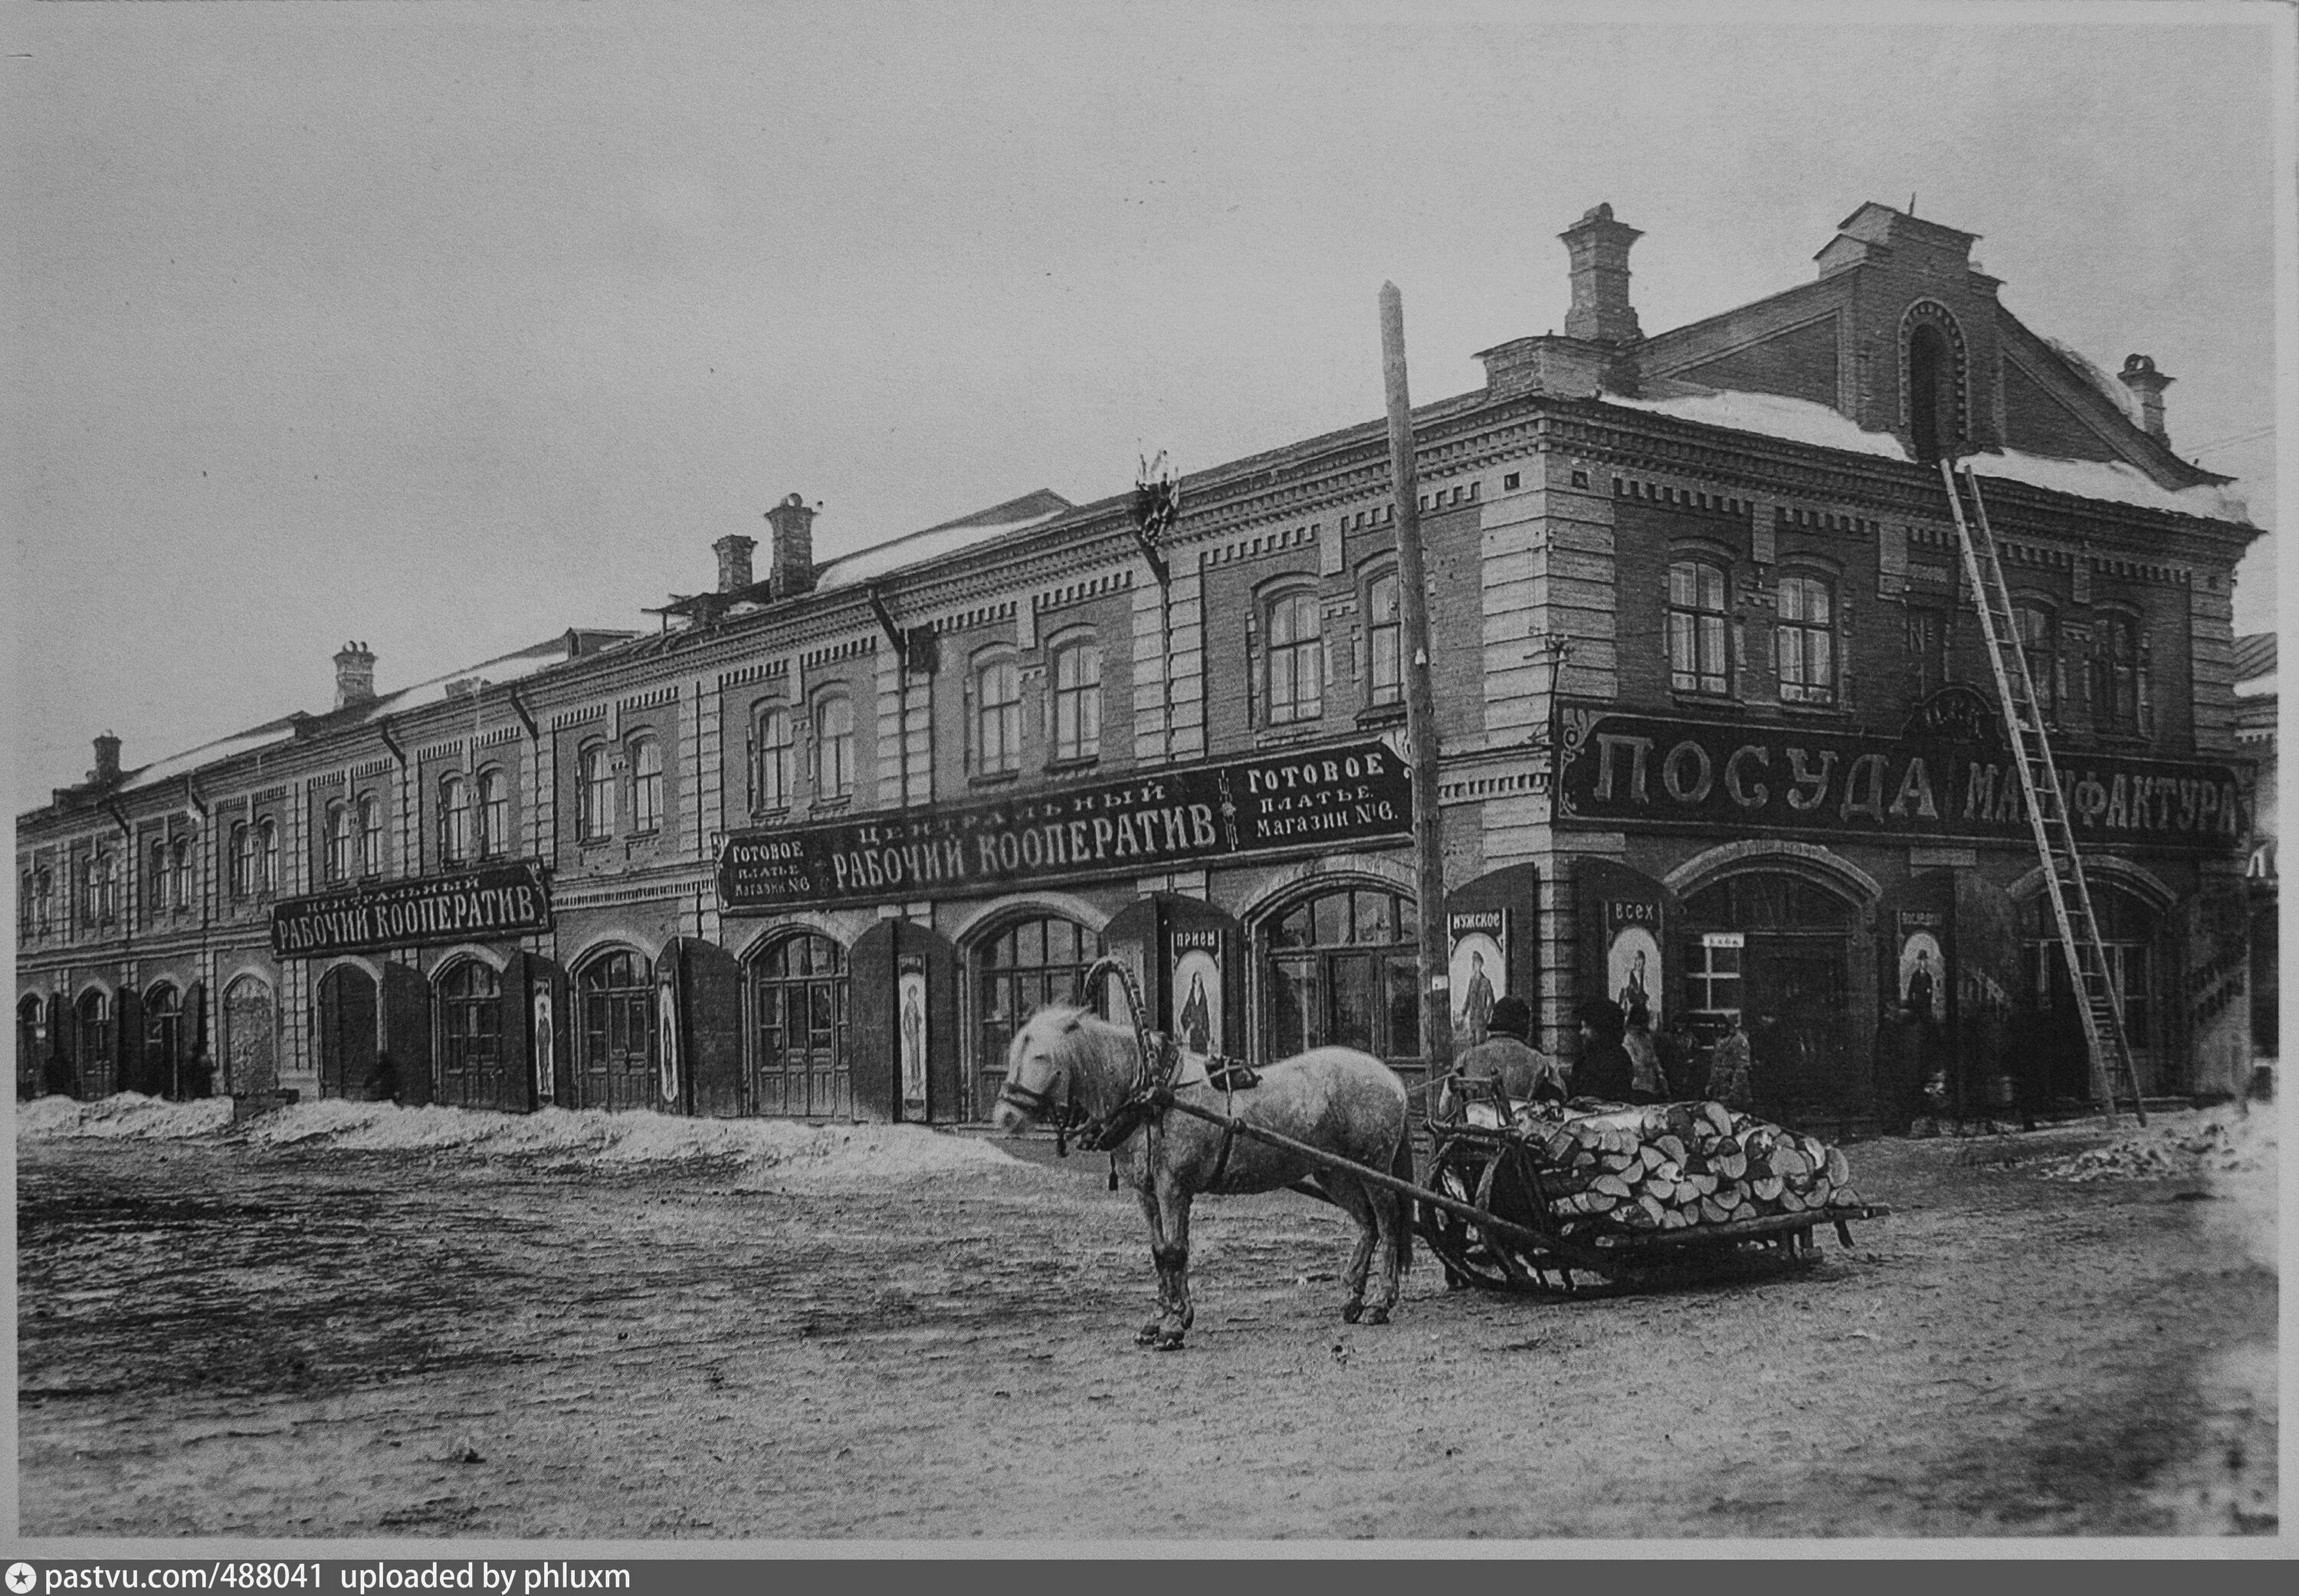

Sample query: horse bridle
[995,956,1177,1158]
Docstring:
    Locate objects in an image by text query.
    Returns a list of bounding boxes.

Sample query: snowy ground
[14,1096,2280,1544]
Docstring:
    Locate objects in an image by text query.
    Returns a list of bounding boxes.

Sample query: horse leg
[1134,1187,1173,1346]
[1364,1185,1402,1325]
[1323,1173,1379,1324]
[1150,1183,1194,1351]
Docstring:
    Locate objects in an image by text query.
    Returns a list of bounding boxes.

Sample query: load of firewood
[1515,1100,1866,1237]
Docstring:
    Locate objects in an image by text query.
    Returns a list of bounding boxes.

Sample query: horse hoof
[1155,1329,1186,1351]
[1341,1300,1364,1324]
[1136,1323,1162,1346]
[1366,1305,1391,1326]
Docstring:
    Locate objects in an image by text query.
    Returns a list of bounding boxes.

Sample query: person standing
[1658,1012,1707,1101]
[1705,1011,1753,1113]
[1622,1004,1669,1103]
[1573,999,1635,1104]
[1442,995,1566,1116]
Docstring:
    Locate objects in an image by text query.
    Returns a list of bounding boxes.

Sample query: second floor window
[756,707,795,810]
[814,695,854,799]
[359,796,384,877]
[1668,560,1731,696]
[976,659,1020,775]
[1774,573,1836,706]
[170,839,192,908]
[439,776,473,864]
[477,769,509,857]
[259,820,279,896]
[2012,602,2058,723]
[91,852,117,923]
[1051,640,1101,762]
[230,823,254,899]
[2094,614,2146,736]
[1906,606,1946,700]
[149,839,171,909]
[19,872,34,939]
[34,867,54,935]
[1365,570,1402,708]
[580,745,615,841]
[1264,590,1323,726]
[325,802,352,881]
[631,738,663,834]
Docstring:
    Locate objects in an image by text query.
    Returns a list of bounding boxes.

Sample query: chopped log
[1753,1175,1785,1202]
[1825,1147,1850,1185]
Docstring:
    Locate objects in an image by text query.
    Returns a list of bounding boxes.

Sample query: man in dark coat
[363,1051,402,1106]
[1444,994,1567,1116]
[1572,998,1635,1103]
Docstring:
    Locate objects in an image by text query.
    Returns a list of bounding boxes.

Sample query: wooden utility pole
[1379,282,1452,1083]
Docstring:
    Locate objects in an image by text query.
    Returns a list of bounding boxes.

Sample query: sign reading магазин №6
[717,739,1412,911]
[271,861,553,958]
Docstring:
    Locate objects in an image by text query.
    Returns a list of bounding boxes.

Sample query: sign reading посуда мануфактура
[717,739,1412,911]
[271,861,553,959]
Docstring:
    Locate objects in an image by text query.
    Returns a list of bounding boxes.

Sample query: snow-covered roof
[116,721,303,794]
[816,489,1074,592]
[1602,388,2251,524]
[2041,336,2143,428]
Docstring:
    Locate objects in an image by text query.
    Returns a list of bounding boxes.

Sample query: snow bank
[17,1093,235,1139]
[2038,1108,2278,1184]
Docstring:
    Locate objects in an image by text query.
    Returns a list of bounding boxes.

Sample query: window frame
[2010,598,2060,724]
[324,800,352,882]
[230,823,254,900]
[1261,585,1324,728]
[812,691,856,801]
[358,795,384,877]
[1667,557,1733,698]
[972,654,1022,777]
[1773,569,1838,707]
[2091,609,2147,737]
[1363,566,1403,710]
[476,768,510,859]
[579,742,616,842]
[170,837,192,909]
[257,819,280,896]
[628,736,664,836]
[438,775,473,865]
[754,703,796,811]
[1048,635,1102,765]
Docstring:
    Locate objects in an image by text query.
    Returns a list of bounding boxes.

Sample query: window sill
[1043,756,1100,778]
[748,805,794,825]
[1668,691,1738,712]
[1254,723,1328,750]
[1773,699,1851,721]
[968,769,1022,789]
[1356,702,1408,729]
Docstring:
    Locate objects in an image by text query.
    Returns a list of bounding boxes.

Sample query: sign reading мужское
[271,861,553,959]
[717,739,1412,911]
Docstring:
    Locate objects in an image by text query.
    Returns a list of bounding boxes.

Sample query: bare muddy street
[15,1100,2278,1542]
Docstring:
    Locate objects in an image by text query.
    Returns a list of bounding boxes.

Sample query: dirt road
[15,1100,2278,1542]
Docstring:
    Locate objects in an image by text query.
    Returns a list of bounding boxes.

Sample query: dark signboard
[719,739,1412,910]
[1556,706,2248,853]
[272,860,553,959]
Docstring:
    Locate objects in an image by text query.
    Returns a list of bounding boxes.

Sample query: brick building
[14,201,2262,1129]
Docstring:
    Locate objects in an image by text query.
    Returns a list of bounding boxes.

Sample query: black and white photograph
[8,0,2288,1555]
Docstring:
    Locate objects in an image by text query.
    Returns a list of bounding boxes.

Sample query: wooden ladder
[1938,459,2146,1126]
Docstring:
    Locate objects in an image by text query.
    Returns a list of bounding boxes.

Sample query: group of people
[1441,995,1753,1117]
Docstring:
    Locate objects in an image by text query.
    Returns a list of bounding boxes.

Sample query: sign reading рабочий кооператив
[271,860,553,959]
[717,739,1412,910]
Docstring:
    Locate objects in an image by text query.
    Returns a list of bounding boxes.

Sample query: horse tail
[1389,1122,1417,1276]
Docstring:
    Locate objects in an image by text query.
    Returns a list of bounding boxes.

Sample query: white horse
[993,1006,1414,1349]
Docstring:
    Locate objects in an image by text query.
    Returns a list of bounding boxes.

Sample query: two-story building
[15,200,2261,1132]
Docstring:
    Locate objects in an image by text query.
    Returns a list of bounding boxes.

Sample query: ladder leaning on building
[1940,459,2148,1126]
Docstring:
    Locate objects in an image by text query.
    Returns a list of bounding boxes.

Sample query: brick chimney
[764,493,818,597]
[90,731,121,784]
[2117,353,2174,445]
[1560,202,1643,345]
[333,641,377,710]
[713,533,758,593]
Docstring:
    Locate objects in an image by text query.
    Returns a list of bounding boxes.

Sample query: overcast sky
[6,1,2286,813]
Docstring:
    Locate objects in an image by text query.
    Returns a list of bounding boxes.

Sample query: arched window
[975,657,1020,775]
[1774,572,1836,706]
[229,823,254,899]
[325,801,352,881]
[1050,637,1101,762]
[1909,323,1951,464]
[358,795,384,877]
[2012,601,2058,722]
[1263,588,1323,726]
[813,693,855,799]
[1668,559,1732,696]
[170,840,192,910]
[149,839,171,911]
[755,706,795,811]
[258,820,280,896]
[975,915,1105,1119]
[18,873,32,940]
[477,769,509,858]
[629,738,663,834]
[1365,569,1402,708]
[1264,886,1419,1066]
[438,776,472,864]
[579,745,615,841]
[578,949,654,1111]
[2093,613,2145,736]
[88,851,116,924]
[438,961,502,1106]
[34,867,54,936]
[749,934,851,1117]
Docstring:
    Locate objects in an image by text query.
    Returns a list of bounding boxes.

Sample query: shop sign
[271,861,553,959]
[1556,706,2248,853]
[717,740,1412,910]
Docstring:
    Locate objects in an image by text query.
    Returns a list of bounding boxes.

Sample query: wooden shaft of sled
[1156,1096,1557,1254]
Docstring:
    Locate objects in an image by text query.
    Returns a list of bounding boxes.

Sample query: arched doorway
[576,949,655,1111]
[972,913,1105,1120]
[747,933,850,1118]
[316,965,380,1100]
[2024,883,2160,1098]
[435,960,505,1109]
[1681,870,1863,1122]
[143,984,183,1099]
[18,994,47,1100]
[222,975,279,1096]
[1258,883,1421,1080]
[76,990,116,1099]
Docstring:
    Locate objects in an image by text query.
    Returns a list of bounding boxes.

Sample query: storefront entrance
[972,915,1104,1121]
[1682,872,1863,1126]
[316,965,379,1099]
[748,933,851,1118]
[223,977,278,1096]
[2025,883,2159,1097]
[1260,885,1421,1085]
[576,949,657,1111]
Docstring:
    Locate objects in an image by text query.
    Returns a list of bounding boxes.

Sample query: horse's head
[990,1005,1087,1135]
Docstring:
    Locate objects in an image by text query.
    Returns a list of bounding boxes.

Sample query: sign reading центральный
[717,739,1412,910]
[1556,706,2249,851]
[271,861,553,959]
